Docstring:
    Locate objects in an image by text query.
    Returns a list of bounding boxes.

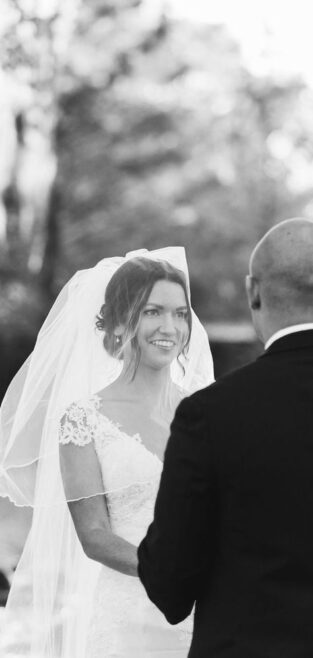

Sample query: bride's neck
[118,362,172,406]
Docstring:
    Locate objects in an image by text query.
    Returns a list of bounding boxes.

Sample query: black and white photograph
[1,1,313,656]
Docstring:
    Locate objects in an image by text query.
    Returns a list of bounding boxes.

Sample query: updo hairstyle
[95,257,192,372]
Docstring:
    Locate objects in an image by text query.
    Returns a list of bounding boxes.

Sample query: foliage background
[1,0,313,392]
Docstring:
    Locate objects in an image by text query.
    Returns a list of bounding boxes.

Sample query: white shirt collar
[265,323,313,350]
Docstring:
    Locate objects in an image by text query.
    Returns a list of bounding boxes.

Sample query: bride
[0,247,214,657]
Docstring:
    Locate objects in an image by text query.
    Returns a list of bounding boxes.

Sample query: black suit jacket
[138,330,313,658]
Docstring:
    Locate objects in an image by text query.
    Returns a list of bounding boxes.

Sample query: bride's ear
[245,275,261,311]
[114,325,125,338]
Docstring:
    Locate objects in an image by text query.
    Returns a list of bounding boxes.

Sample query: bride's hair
[96,257,192,373]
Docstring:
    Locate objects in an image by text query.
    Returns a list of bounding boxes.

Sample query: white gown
[59,394,193,658]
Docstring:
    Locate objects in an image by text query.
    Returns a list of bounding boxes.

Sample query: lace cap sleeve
[59,398,98,447]
[59,397,105,501]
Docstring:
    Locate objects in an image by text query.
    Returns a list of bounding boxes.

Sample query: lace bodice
[59,395,163,544]
[59,395,193,656]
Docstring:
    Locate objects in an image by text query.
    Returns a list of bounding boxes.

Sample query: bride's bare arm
[68,495,138,576]
[59,441,138,577]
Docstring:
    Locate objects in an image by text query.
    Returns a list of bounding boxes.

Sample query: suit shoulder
[187,357,265,404]
[173,385,210,429]
[215,357,264,387]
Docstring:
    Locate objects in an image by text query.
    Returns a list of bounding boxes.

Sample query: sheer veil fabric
[0,247,214,657]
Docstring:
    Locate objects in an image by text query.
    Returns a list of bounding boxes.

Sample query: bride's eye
[176,310,188,319]
[143,308,159,316]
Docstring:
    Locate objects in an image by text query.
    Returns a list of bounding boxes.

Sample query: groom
[138,217,313,657]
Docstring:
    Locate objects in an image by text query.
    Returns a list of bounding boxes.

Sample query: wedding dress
[60,394,193,657]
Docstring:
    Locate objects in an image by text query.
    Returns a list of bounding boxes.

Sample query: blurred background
[1,0,313,603]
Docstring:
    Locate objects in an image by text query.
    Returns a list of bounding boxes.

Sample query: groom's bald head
[246,218,313,342]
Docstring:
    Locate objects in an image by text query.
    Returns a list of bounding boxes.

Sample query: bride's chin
[148,356,177,371]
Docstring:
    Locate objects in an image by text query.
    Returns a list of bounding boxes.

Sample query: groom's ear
[245,275,261,310]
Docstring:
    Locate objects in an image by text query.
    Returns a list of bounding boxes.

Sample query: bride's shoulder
[60,394,101,425]
[64,393,101,413]
[59,395,101,446]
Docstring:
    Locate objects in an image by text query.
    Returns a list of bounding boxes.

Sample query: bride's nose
[159,312,176,333]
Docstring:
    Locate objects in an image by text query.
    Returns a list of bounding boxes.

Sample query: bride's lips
[150,340,176,351]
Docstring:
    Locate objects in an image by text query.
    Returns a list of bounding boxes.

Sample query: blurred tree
[0,0,78,279]
[55,8,313,320]
[0,0,78,400]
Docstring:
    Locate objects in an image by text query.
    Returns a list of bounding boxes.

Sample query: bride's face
[135,279,189,370]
